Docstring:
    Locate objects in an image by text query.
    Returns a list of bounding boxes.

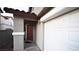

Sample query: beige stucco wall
[36,21,44,50]
[14,17,24,32]
[13,17,24,51]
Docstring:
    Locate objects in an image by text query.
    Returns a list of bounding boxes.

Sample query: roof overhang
[40,7,79,22]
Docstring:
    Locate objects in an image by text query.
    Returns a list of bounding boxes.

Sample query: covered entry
[24,20,37,43]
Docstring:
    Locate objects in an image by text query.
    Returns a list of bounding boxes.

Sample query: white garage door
[44,9,79,51]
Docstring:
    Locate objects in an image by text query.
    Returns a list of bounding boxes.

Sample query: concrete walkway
[24,43,41,51]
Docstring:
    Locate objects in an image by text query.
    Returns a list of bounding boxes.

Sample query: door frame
[24,20,37,43]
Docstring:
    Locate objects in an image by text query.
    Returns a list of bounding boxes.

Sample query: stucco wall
[14,17,24,32]
[13,17,24,51]
[36,21,44,50]
[44,9,79,51]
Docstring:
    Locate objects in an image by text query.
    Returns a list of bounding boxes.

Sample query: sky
[0,0,78,11]
[0,0,29,12]
[0,0,79,12]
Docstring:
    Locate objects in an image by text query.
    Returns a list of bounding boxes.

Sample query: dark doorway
[24,20,37,50]
[27,24,33,43]
[24,20,37,43]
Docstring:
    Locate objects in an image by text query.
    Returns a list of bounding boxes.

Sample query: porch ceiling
[31,7,54,20]
[32,7,44,15]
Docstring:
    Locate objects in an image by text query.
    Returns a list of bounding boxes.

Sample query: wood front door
[27,24,33,42]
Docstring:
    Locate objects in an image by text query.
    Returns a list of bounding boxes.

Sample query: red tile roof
[4,7,38,20]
